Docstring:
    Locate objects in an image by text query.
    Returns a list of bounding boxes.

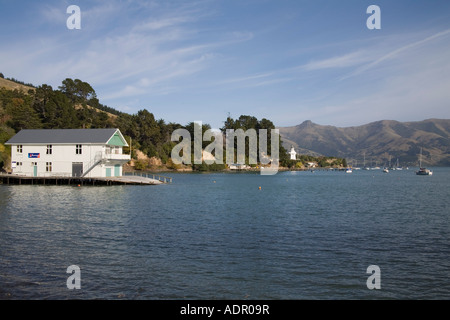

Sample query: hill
[278,119,450,166]
[0,76,183,172]
[0,77,35,92]
[1,75,283,172]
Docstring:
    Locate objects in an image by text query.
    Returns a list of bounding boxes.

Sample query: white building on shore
[289,146,297,160]
[5,128,130,178]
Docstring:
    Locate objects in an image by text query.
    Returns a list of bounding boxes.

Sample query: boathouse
[5,128,130,178]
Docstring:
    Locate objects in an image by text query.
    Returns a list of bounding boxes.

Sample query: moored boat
[416,148,433,176]
[416,167,433,175]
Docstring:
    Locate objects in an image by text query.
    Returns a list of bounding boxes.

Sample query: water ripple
[1,169,449,299]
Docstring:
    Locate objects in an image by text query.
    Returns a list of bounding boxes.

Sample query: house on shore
[5,128,130,178]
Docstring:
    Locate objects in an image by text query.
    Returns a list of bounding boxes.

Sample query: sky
[1,0,450,129]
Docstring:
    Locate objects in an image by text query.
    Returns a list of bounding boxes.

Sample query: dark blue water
[1,168,449,299]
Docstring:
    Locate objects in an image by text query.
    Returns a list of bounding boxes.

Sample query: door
[105,168,112,177]
[114,164,120,177]
[72,163,83,177]
[33,164,38,177]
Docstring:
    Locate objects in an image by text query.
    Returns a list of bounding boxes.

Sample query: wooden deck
[0,173,171,186]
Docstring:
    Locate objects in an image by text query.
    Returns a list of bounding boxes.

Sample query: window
[16,162,22,167]
[46,162,52,172]
[47,145,52,155]
[76,144,82,155]
[107,146,120,154]
[31,162,38,166]
[17,145,23,153]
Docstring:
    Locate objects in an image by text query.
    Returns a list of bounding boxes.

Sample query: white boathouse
[5,128,130,178]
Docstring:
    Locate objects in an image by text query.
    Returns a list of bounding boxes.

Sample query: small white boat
[345,168,352,173]
[383,168,389,173]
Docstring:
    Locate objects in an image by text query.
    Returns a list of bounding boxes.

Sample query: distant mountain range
[278,119,450,167]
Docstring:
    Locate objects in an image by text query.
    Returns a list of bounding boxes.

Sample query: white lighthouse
[289,146,297,160]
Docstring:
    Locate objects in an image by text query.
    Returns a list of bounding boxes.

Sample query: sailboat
[363,153,370,170]
[395,158,403,170]
[416,148,433,176]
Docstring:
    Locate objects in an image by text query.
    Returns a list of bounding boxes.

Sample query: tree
[221,115,236,132]
[220,114,288,166]
[33,84,54,118]
[41,90,79,128]
[185,121,212,150]
[132,109,163,157]
[58,78,96,104]
[6,95,42,130]
[236,115,259,130]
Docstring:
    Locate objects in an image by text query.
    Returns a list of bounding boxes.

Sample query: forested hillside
[1,75,294,171]
[0,76,183,171]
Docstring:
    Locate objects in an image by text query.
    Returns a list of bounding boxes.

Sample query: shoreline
[124,166,349,175]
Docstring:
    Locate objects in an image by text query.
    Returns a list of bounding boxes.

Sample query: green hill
[0,75,284,172]
[0,75,182,172]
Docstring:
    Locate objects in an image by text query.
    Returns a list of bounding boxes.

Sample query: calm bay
[0,168,449,299]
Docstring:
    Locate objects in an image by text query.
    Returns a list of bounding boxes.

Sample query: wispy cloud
[341,29,450,80]
[133,16,194,31]
[2,1,450,127]
[1,0,255,101]
[302,51,370,71]
[40,4,67,25]
[218,73,274,85]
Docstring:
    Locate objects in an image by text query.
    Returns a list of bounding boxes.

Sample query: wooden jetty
[0,172,172,186]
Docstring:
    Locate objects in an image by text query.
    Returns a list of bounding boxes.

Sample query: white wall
[10,144,126,177]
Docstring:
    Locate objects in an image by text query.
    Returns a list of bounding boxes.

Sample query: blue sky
[1,0,450,129]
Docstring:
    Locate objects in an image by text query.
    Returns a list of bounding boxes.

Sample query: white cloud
[302,51,370,71]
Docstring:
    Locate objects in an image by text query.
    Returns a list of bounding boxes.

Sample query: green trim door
[114,164,120,177]
[33,164,38,177]
[106,168,112,177]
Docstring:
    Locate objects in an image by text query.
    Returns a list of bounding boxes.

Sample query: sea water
[0,168,449,299]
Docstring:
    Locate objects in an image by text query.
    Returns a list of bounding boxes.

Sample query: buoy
[78,184,81,187]
[258,186,261,190]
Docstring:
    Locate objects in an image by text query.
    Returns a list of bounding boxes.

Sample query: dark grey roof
[5,128,120,144]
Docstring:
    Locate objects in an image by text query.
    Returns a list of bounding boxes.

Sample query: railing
[82,151,103,177]
[40,172,73,177]
[82,152,131,177]
[125,171,173,183]
[104,153,131,161]
[1,172,73,178]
